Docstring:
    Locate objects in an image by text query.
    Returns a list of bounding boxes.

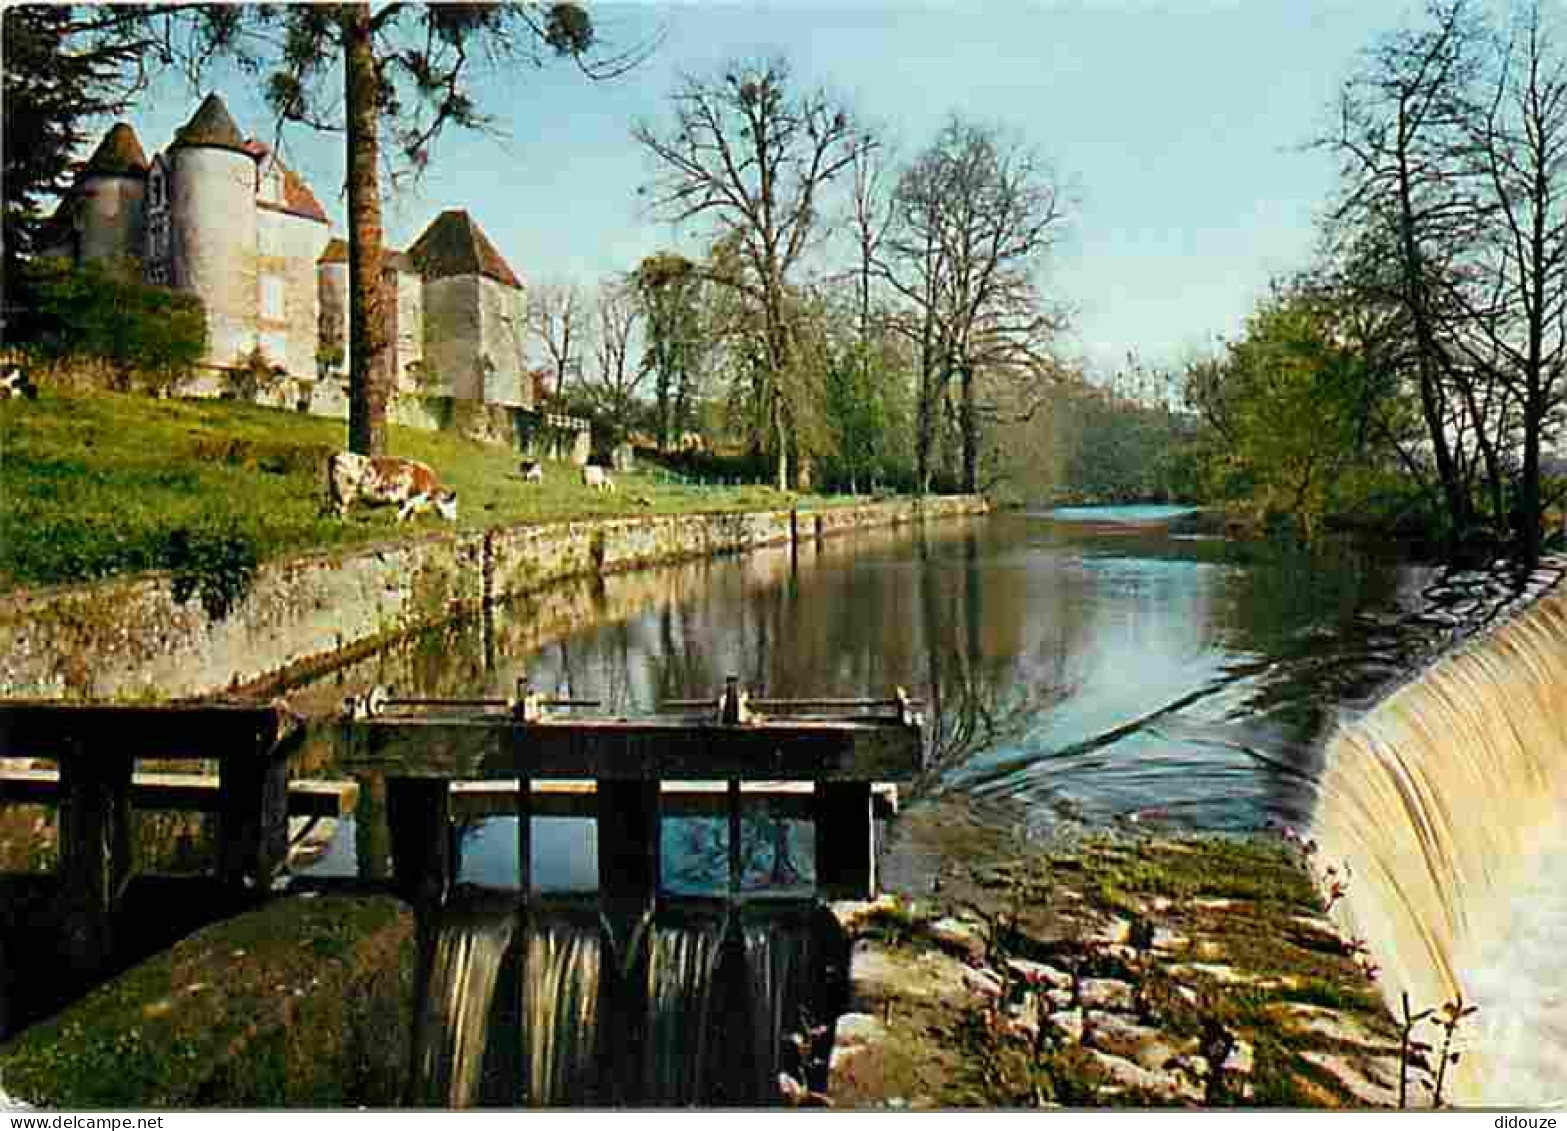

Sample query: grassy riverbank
[0,389,851,592]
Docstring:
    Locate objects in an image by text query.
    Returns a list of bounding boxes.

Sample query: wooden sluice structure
[340,677,926,908]
[0,681,923,964]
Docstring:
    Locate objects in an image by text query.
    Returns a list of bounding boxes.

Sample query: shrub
[8,257,207,391]
[165,523,258,622]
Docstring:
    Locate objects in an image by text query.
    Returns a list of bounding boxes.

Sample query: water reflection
[278,510,1543,844]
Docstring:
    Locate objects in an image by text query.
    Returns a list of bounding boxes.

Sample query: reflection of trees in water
[662,811,807,893]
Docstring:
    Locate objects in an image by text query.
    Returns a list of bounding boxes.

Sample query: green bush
[9,257,207,390]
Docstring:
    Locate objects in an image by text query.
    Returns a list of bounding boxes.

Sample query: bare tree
[1324,0,1493,538]
[879,117,1068,493]
[528,280,587,400]
[633,57,871,489]
[1466,0,1567,563]
[579,276,646,439]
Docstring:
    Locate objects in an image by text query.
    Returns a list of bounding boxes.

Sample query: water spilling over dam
[1313,581,1567,1106]
[405,898,840,1106]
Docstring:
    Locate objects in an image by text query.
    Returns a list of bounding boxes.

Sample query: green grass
[0,389,856,591]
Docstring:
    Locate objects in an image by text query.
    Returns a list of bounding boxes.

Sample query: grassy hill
[0,389,828,592]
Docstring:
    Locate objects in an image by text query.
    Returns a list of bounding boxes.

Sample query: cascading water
[408,911,515,1107]
[1311,590,1567,1106]
[519,911,605,1106]
[641,915,726,1104]
[405,898,837,1107]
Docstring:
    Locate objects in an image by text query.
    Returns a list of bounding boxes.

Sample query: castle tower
[74,123,149,266]
[168,93,260,367]
[407,210,529,406]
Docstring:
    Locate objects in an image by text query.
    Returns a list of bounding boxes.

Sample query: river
[276,505,1537,893]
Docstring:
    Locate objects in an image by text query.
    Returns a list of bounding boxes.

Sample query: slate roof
[406,210,521,289]
[171,92,253,156]
[84,123,149,178]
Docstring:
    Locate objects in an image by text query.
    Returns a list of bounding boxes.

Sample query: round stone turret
[75,122,149,266]
[169,93,260,367]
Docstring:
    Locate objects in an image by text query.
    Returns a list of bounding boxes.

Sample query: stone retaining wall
[0,496,987,701]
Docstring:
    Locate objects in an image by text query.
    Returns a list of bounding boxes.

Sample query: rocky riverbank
[822,831,1417,1109]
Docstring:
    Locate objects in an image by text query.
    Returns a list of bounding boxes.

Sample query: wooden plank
[56,750,134,973]
[0,768,357,817]
[443,779,897,818]
[341,716,922,783]
[216,751,289,891]
[815,781,876,901]
[386,778,453,908]
[597,780,659,903]
[0,701,289,762]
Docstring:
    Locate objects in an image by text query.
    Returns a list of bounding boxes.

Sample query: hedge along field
[0,388,841,593]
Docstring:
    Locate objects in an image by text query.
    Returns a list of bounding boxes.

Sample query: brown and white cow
[0,364,37,401]
[582,464,614,492]
[327,452,458,522]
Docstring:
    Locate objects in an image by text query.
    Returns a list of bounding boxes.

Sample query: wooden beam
[0,701,290,762]
[444,779,898,820]
[0,769,357,817]
[55,749,134,973]
[386,778,453,909]
[815,781,876,901]
[342,716,922,783]
[597,780,659,904]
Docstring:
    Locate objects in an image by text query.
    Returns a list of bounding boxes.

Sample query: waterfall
[408,910,515,1107]
[641,914,726,1104]
[519,912,604,1106]
[1312,590,1567,1106]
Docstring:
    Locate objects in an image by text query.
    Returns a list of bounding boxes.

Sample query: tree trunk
[960,356,977,494]
[343,3,389,457]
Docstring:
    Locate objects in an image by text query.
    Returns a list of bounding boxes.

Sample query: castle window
[261,275,286,321]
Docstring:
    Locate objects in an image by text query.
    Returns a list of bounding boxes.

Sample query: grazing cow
[520,460,544,483]
[327,452,458,522]
[582,465,615,492]
[0,364,38,401]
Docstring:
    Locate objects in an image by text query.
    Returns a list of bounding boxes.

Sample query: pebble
[1005,957,1072,990]
[929,916,987,961]
[1084,1011,1164,1061]
[1079,977,1135,1011]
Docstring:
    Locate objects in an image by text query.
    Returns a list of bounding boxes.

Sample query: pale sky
[107,0,1418,378]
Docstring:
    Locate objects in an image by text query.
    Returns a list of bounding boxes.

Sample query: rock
[1079,977,1135,1011]
[1150,927,1188,953]
[1298,1051,1402,1108]
[928,916,987,961]
[847,939,974,1012]
[1046,1009,1084,1044]
[1005,957,1072,990]
[1269,1003,1396,1052]
[828,1012,889,1075]
[1083,1011,1165,1061]
[830,895,903,935]
[1191,898,1238,911]
[1045,987,1075,1011]
[962,966,1004,1000]
[1082,1049,1197,1101]
[1084,916,1131,947]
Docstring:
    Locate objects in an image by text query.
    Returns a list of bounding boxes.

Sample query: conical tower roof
[84,123,149,177]
[407,209,522,289]
[171,92,254,157]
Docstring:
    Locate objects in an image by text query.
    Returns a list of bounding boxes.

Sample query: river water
[275,505,1540,892]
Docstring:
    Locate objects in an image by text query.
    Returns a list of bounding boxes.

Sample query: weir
[1312,583,1567,1106]
[405,896,840,1106]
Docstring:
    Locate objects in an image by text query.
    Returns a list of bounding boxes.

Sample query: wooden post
[56,749,134,973]
[814,781,876,900]
[517,776,532,898]
[596,781,660,904]
[728,779,743,897]
[216,749,289,892]
[387,778,454,909]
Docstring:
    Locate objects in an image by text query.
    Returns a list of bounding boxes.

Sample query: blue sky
[112,1,1418,378]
